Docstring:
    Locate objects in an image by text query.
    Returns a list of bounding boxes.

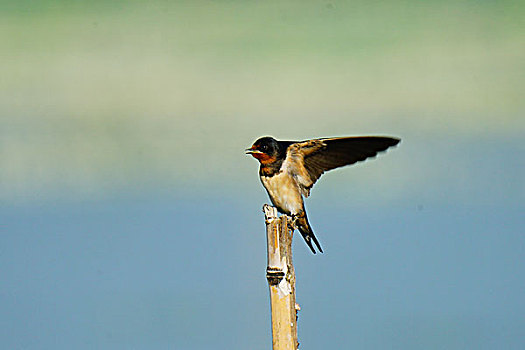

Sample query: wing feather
[281,139,326,197]
[302,136,400,196]
[282,136,400,197]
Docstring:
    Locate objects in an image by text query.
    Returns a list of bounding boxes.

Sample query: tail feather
[295,211,323,254]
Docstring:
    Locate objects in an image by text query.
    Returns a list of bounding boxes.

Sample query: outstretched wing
[284,136,400,197]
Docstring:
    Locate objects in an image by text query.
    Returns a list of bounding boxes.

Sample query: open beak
[245,146,262,155]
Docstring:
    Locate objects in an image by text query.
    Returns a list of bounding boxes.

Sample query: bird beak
[245,146,262,155]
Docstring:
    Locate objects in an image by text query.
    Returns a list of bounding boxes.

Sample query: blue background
[1,1,524,349]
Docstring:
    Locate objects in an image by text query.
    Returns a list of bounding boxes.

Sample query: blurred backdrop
[1,1,524,349]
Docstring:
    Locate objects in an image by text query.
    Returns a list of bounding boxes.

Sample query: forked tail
[295,210,323,254]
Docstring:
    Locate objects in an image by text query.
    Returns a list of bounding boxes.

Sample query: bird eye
[261,145,268,151]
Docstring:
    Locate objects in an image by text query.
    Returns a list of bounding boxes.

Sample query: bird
[246,135,400,254]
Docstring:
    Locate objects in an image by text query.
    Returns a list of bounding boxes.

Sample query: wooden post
[263,204,299,350]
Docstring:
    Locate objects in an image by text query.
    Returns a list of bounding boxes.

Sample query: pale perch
[264,204,299,350]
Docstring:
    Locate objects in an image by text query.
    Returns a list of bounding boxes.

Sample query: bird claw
[287,214,298,230]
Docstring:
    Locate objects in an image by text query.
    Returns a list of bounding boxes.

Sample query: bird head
[245,136,280,164]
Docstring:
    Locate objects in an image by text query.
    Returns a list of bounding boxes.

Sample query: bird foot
[288,214,298,230]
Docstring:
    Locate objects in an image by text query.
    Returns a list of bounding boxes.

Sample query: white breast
[261,171,303,215]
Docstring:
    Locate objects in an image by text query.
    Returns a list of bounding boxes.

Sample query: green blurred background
[1,1,524,349]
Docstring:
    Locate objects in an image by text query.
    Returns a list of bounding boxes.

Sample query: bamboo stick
[263,204,299,350]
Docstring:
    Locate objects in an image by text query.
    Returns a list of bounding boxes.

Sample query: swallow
[246,135,400,254]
